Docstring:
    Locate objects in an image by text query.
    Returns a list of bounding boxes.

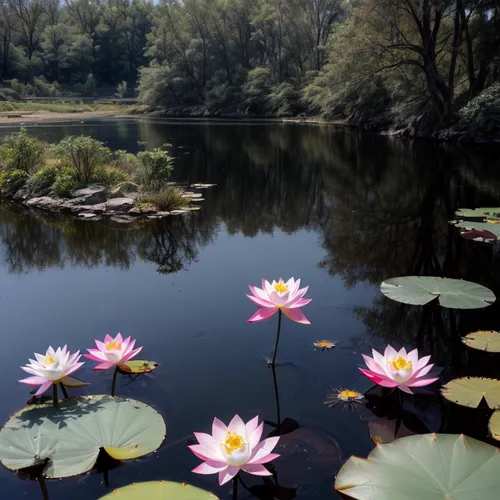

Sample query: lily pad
[462,331,500,352]
[451,221,500,240]
[441,377,500,409]
[0,395,166,478]
[98,480,218,499]
[380,276,495,309]
[117,360,160,374]
[454,208,500,219]
[335,433,500,499]
[488,411,500,441]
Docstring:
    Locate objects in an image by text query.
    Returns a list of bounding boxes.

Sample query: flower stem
[271,364,281,426]
[52,383,58,407]
[111,366,118,397]
[271,309,282,366]
[232,475,238,500]
[38,475,49,500]
[59,383,69,399]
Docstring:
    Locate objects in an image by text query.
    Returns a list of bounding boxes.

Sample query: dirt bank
[0,110,119,126]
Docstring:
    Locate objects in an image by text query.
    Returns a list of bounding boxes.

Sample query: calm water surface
[1,119,500,499]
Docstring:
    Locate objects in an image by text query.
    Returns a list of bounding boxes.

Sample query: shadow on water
[1,121,500,498]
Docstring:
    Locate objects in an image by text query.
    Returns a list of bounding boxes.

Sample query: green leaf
[0,395,166,478]
[441,377,500,409]
[98,481,219,499]
[488,411,500,441]
[117,360,160,374]
[454,208,500,219]
[61,376,89,387]
[450,220,500,239]
[462,331,500,352]
[335,433,500,499]
[380,276,495,309]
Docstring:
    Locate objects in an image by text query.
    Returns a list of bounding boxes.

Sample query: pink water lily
[19,346,84,396]
[189,415,280,485]
[359,345,439,394]
[247,278,311,324]
[84,333,142,370]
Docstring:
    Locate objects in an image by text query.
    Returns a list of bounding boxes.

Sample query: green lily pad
[0,395,166,478]
[462,331,500,352]
[335,433,500,499]
[451,220,500,240]
[488,411,500,441]
[117,360,160,374]
[441,377,500,409]
[98,481,219,499]
[454,208,500,220]
[380,276,495,309]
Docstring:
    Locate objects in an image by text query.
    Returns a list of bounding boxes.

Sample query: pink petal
[282,307,310,325]
[246,294,275,308]
[415,355,431,371]
[407,377,440,387]
[287,285,308,303]
[359,368,398,387]
[247,307,278,322]
[194,432,219,452]
[227,415,246,435]
[212,417,227,443]
[21,366,40,376]
[406,349,419,366]
[121,346,142,363]
[95,340,107,351]
[245,416,260,435]
[384,345,398,361]
[218,466,240,485]
[35,380,52,396]
[188,445,221,461]
[19,376,48,386]
[104,335,113,344]
[116,333,123,343]
[411,363,434,379]
[242,464,273,476]
[248,437,279,464]
[65,362,84,376]
[397,384,413,394]
[192,461,228,475]
[372,348,386,367]
[248,422,264,449]
[249,285,271,301]
[93,362,114,370]
[84,352,107,362]
[361,354,386,376]
[286,297,312,309]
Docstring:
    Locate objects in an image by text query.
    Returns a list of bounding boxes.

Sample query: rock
[80,203,107,214]
[181,192,203,199]
[156,211,171,217]
[25,196,63,211]
[110,215,134,224]
[70,185,107,204]
[78,212,98,219]
[110,181,139,197]
[106,197,134,213]
[170,209,188,215]
[13,186,31,201]
[191,183,216,188]
[128,204,157,216]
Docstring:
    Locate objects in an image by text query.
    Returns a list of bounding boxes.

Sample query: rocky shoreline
[10,182,213,223]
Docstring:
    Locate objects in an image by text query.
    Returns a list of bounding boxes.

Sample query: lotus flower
[84,333,142,370]
[359,345,439,394]
[189,415,280,485]
[19,346,84,395]
[247,278,311,324]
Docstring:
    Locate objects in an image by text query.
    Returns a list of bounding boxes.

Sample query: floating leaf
[462,331,500,353]
[441,377,500,409]
[451,221,500,240]
[335,433,500,499]
[61,376,89,387]
[117,360,160,374]
[0,395,166,478]
[489,411,500,441]
[459,229,497,243]
[98,480,218,499]
[455,208,500,219]
[380,276,495,309]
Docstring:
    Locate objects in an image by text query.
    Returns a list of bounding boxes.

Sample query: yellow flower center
[45,355,56,365]
[223,431,246,454]
[318,341,331,347]
[105,341,121,350]
[274,283,288,293]
[389,356,412,371]
[339,390,361,401]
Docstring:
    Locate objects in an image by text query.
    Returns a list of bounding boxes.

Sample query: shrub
[112,150,140,176]
[136,186,187,211]
[115,80,127,98]
[137,148,174,190]
[52,167,81,197]
[51,136,111,184]
[0,169,28,196]
[33,76,61,97]
[92,166,128,186]
[0,128,46,173]
[27,164,60,195]
[458,84,500,133]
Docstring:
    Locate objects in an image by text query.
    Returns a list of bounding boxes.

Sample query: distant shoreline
[0,110,119,126]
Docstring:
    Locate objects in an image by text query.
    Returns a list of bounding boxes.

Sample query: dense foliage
[0,0,498,129]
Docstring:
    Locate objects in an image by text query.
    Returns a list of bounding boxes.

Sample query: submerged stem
[271,364,281,426]
[111,366,118,397]
[52,383,58,407]
[232,474,238,500]
[38,475,49,500]
[59,383,69,399]
[271,309,283,366]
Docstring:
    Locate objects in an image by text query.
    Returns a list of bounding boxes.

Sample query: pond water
[1,119,500,499]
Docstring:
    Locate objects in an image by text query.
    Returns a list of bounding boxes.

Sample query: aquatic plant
[19,345,84,403]
[85,333,142,396]
[359,346,439,394]
[189,415,280,486]
[99,481,217,499]
[247,277,311,365]
[324,388,364,410]
[313,340,337,350]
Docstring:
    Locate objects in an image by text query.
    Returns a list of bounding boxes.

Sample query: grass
[136,187,189,211]
[0,101,122,114]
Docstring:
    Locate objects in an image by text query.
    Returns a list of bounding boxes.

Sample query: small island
[0,129,214,222]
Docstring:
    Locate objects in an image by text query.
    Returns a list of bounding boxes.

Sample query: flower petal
[188,445,221,462]
[242,463,273,476]
[282,307,310,325]
[246,294,275,308]
[192,461,228,475]
[194,432,219,452]
[245,416,260,435]
[397,384,413,394]
[361,354,386,376]
[407,377,440,387]
[92,362,114,370]
[248,422,264,449]
[359,368,398,387]
[212,417,227,444]
[218,466,240,485]
[247,307,278,323]
[19,376,48,386]
[227,415,246,436]
[34,380,52,396]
